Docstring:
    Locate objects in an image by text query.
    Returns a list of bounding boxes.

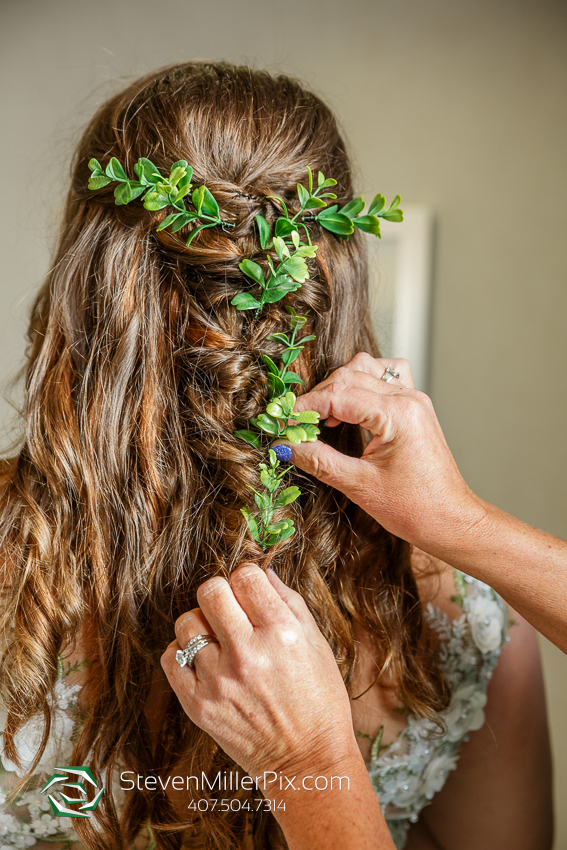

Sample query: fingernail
[273,444,293,462]
[268,567,277,575]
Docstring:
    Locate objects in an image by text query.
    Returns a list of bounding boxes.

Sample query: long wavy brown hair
[0,61,448,850]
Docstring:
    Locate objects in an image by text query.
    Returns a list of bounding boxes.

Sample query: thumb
[273,438,361,498]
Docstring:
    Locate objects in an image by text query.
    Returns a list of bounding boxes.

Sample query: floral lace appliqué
[366,570,510,850]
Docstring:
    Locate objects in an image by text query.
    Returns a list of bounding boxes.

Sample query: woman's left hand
[160,563,361,783]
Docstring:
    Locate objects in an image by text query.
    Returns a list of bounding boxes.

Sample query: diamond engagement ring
[175,634,219,668]
[381,365,400,382]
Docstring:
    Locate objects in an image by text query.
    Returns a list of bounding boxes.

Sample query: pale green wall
[1,0,566,845]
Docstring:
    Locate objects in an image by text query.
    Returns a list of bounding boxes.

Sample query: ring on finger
[381,365,400,382]
[175,634,219,668]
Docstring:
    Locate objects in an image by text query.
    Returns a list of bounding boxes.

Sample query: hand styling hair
[0,61,448,850]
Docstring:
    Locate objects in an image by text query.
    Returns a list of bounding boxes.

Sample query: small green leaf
[381,209,404,223]
[254,491,272,511]
[340,197,365,219]
[234,429,261,448]
[261,354,280,375]
[143,191,171,210]
[353,215,381,237]
[156,213,183,231]
[200,186,220,218]
[303,196,327,210]
[88,158,102,173]
[105,157,128,182]
[284,306,308,328]
[317,171,326,188]
[258,413,280,436]
[268,273,302,292]
[293,410,320,424]
[267,373,286,397]
[239,259,265,287]
[175,170,193,201]
[88,174,112,190]
[266,194,288,218]
[293,244,318,259]
[279,255,309,283]
[169,166,188,188]
[260,469,273,490]
[316,213,354,236]
[137,158,162,185]
[114,182,133,205]
[255,214,271,249]
[297,183,310,208]
[316,204,339,219]
[275,486,301,508]
[282,347,302,366]
[285,391,297,408]
[368,194,386,216]
[282,371,305,386]
[272,236,290,261]
[185,222,213,245]
[301,423,320,441]
[240,507,261,543]
[296,334,316,344]
[388,194,401,211]
[307,166,313,194]
[230,293,262,311]
[266,519,293,533]
[268,333,291,345]
[263,284,302,304]
[171,212,199,233]
[192,185,205,213]
[266,402,285,418]
[267,524,296,545]
[275,218,298,238]
[285,425,308,444]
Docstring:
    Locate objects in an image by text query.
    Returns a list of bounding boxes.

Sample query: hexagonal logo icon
[39,766,105,817]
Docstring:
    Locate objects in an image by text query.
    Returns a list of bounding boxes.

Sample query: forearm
[268,752,395,850]
[420,495,567,652]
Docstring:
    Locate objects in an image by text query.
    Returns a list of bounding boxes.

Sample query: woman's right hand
[161,563,396,849]
[280,353,489,558]
[161,563,360,784]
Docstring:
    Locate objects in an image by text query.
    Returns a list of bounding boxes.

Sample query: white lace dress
[0,570,509,850]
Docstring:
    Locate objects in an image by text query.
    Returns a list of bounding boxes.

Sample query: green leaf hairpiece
[88,156,234,245]
[87,159,403,550]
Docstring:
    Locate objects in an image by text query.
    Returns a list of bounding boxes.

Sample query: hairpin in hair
[87,159,403,549]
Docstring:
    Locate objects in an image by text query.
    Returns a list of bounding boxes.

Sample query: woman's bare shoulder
[411,546,463,622]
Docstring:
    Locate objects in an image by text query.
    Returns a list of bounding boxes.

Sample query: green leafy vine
[87,160,403,550]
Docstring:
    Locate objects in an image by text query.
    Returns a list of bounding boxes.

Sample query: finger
[292,383,396,437]
[174,607,215,649]
[172,608,221,678]
[295,366,405,428]
[196,575,254,646]
[160,639,198,698]
[229,563,295,629]
[273,437,363,499]
[311,354,414,393]
[265,567,325,640]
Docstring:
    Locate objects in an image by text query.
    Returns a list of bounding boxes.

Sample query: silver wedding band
[175,633,219,668]
[381,365,400,382]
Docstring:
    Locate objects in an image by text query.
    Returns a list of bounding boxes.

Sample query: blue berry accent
[273,444,293,462]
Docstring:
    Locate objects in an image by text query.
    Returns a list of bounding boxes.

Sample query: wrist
[263,749,394,850]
